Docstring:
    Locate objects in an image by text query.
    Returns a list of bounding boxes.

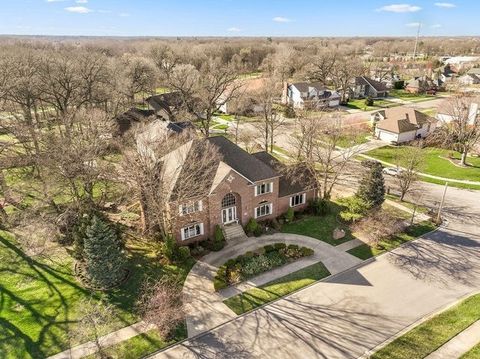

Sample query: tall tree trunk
[461,150,468,166]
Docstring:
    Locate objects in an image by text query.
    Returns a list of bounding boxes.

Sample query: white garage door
[377,130,398,143]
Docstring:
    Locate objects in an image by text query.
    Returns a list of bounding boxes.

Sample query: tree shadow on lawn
[0,234,191,358]
[0,233,91,358]
[104,239,195,317]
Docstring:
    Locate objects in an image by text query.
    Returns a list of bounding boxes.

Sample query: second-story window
[179,200,202,215]
[255,182,273,196]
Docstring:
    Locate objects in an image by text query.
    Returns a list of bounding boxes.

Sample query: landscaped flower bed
[213,243,314,291]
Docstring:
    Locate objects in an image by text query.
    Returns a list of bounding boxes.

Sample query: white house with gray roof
[284,82,340,109]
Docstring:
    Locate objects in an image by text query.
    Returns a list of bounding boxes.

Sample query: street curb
[144,225,443,358]
[358,290,480,358]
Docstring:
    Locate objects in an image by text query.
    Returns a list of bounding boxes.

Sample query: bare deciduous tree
[434,95,480,166]
[254,75,284,152]
[289,115,364,199]
[353,211,406,249]
[137,278,184,339]
[122,132,220,237]
[395,144,425,201]
[166,59,241,138]
[332,57,365,103]
[69,298,115,359]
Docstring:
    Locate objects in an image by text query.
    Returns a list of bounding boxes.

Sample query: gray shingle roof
[252,151,315,197]
[207,136,278,182]
[355,77,388,93]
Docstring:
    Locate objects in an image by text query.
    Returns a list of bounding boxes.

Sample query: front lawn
[365,146,480,182]
[389,89,436,102]
[347,221,436,260]
[223,262,330,315]
[281,205,354,246]
[371,293,480,359]
[0,230,194,359]
[346,99,399,111]
[84,326,186,359]
[462,343,480,359]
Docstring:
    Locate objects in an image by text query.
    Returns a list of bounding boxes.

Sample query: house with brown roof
[405,76,441,94]
[164,136,317,244]
[372,108,437,144]
[350,77,388,99]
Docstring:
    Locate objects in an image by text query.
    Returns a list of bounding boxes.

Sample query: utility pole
[436,182,448,224]
[413,22,422,59]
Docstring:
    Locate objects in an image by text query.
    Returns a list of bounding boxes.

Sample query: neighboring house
[457,73,480,86]
[405,76,440,94]
[136,119,193,159]
[284,82,341,109]
[437,103,479,125]
[438,64,457,83]
[114,108,156,136]
[372,107,437,144]
[350,76,388,99]
[443,56,480,70]
[146,92,185,121]
[164,136,317,244]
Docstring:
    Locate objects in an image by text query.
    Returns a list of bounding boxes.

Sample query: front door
[222,206,237,224]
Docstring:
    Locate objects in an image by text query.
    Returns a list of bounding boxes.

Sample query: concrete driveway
[153,224,480,359]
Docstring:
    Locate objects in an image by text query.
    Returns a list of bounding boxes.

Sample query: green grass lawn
[0,230,194,359]
[420,175,480,190]
[348,221,436,260]
[84,326,186,359]
[385,194,429,214]
[461,342,480,359]
[389,89,436,102]
[223,262,330,315]
[365,146,480,182]
[281,205,354,246]
[346,99,399,111]
[372,294,480,359]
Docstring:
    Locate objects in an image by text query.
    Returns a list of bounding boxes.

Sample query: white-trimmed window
[290,193,306,207]
[181,223,204,240]
[255,182,273,196]
[179,200,203,216]
[255,202,273,218]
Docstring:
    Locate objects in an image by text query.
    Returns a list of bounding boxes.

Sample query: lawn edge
[144,225,442,358]
[360,290,480,359]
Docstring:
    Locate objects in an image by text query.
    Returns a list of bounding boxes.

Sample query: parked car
[382,167,403,176]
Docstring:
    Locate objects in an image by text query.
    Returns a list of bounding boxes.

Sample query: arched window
[221,193,236,208]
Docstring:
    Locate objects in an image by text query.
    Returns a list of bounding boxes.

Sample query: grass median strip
[347,221,436,260]
[223,262,330,315]
[371,294,480,359]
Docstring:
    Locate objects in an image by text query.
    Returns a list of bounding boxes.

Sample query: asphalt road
[153,183,480,359]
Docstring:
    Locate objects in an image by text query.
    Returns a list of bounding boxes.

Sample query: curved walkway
[183,233,362,337]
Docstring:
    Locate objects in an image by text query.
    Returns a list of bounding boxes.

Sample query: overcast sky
[0,0,476,37]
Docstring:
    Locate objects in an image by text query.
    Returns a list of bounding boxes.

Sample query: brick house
[168,136,317,244]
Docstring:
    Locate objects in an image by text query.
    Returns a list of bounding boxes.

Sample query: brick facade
[173,168,316,245]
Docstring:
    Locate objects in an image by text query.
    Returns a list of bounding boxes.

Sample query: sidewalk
[425,320,480,359]
[48,321,155,359]
[359,153,480,186]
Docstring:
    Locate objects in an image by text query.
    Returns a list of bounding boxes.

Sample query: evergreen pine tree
[357,163,385,208]
[83,215,126,288]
